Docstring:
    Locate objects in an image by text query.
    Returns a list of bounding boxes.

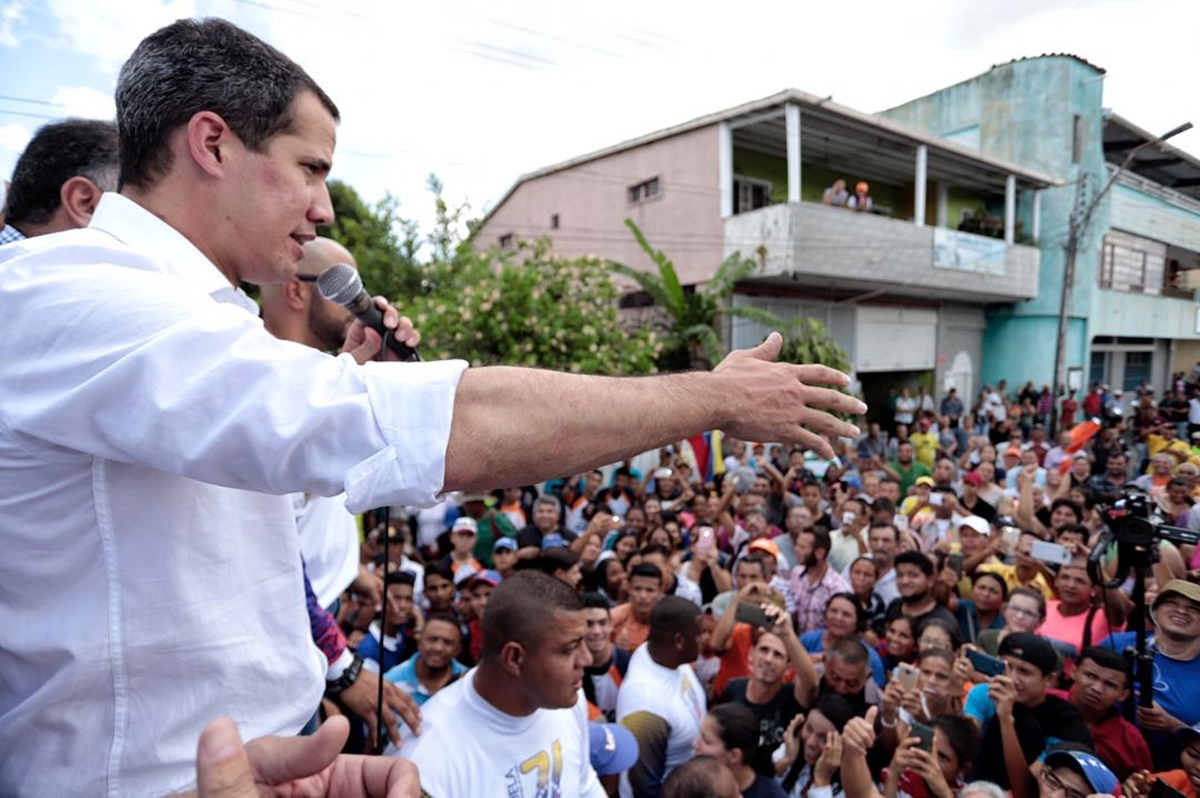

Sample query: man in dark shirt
[883,550,958,631]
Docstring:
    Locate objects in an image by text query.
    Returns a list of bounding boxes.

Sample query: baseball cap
[958,515,990,537]
[1152,579,1200,610]
[1175,721,1200,747]
[541,533,566,550]
[962,471,982,487]
[451,517,478,535]
[1003,446,1021,458]
[998,632,1058,676]
[589,723,639,776]
[915,475,935,488]
[466,569,502,589]
[493,537,518,553]
[748,538,780,558]
[1043,750,1118,794]
[458,491,489,505]
[453,565,479,587]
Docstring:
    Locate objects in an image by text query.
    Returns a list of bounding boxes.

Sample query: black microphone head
[315,263,364,308]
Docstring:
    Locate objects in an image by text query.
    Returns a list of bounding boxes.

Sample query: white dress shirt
[295,491,361,609]
[0,194,466,796]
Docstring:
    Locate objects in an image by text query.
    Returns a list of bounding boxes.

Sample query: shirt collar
[88,193,259,314]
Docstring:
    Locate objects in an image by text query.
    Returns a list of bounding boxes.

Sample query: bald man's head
[260,236,357,351]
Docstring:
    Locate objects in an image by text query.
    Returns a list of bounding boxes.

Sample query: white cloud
[50,86,115,120]
[0,121,31,155]
[0,0,28,48]
[45,0,196,69]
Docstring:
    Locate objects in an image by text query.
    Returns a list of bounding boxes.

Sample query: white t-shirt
[295,491,360,609]
[617,644,707,797]
[399,670,605,798]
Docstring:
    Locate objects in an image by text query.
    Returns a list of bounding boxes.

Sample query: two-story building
[476,55,1200,415]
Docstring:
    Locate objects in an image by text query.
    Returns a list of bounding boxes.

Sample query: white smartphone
[929,493,944,506]
[1030,540,1072,565]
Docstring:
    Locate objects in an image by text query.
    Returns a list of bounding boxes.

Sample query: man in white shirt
[0,18,862,796]
[618,596,707,798]
[398,571,605,796]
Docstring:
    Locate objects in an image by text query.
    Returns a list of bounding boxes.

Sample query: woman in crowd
[848,555,888,641]
[693,703,787,797]
[590,552,627,605]
[613,530,640,564]
[955,571,1007,645]
[915,617,962,655]
[883,714,979,798]
[877,616,918,674]
[973,586,1045,656]
[571,530,605,572]
[777,694,856,797]
[800,593,887,685]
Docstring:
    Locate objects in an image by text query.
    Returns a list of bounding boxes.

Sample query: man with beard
[775,505,814,572]
[717,604,816,775]
[883,551,957,630]
[790,529,850,633]
[883,441,931,500]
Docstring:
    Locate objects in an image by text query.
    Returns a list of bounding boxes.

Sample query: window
[1123,351,1152,392]
[499,234,514,250]
[1090,350,1108,387]
[1072,114,1083,165]
[1099,230,1166,295]
[628,178,659,203]
[550,213,560,229]
[733,176,772,214]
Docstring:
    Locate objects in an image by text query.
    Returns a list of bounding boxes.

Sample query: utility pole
[1049,121,1192,435]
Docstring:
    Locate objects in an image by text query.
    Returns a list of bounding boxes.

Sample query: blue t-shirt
[956,600,1005,645]
[799,631,886,686]
[383,653,468,707]
[1099,631,1200,770]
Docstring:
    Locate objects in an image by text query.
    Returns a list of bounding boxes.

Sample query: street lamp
[1050,121,1193,434]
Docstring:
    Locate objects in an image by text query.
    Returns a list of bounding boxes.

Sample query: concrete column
[1004,174,1017,244]
[914,145,927,226]
[786,104,801,203]
[1032,189,1042,243]
[719,121,733,218]
[935,183,949,228]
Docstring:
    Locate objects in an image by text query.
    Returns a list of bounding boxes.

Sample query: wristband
[880,715,898,729]
[324,652,364,697]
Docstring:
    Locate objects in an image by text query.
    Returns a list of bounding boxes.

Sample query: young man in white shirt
[399,570,605,796]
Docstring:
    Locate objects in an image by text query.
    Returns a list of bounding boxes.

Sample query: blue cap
[541,533,566,550]
[466,569,502,588]
[1043,750,1118,794]
[493,537,518,553]
[589,723,639,776]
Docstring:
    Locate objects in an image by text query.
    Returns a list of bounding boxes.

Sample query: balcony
[723,202,1040,302]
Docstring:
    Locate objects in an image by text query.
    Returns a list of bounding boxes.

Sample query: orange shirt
[610,604,651,652]
[713,624,754,697]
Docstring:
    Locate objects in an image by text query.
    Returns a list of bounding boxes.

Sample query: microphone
[316,263,419,362]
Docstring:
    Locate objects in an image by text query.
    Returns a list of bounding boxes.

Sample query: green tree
[408,237,659,374]
[321,180,423,298]
[611,218,785,370]
[779,317,851,373]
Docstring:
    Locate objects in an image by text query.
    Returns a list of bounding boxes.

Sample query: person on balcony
[822,179,849,207]
[848,181,873,212]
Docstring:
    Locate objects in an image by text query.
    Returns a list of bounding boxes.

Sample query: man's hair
[481,570,582,657]
[709,703,759,760]
[424,562,454,584]
[423,611,463,641]
[384,570,416,589]
[806,529,833,556]
[871,497,896,515]
[629,562,664,584]
[827,637,868,667]
[868,521,899,542]
[515,546,579,577]
[1077,645,1133,688]
[648,595,701,643]
[736,553,767,575]
[960,783,1006,798]
[533,494,562,514]
[640,543,673,560]
[4,118,119,227]
[894,549,934,576]
[115,18,340,190]
[934,715,979,773]
[663,756,731,798]
[1049,498,1083,524]
[581,591,612,611]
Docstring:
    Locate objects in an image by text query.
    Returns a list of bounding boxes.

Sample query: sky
[1,0,1198,248]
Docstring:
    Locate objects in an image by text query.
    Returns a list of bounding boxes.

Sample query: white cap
[958,515,991,537]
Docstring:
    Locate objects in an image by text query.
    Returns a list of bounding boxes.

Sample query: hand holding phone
[893,662,920,691]
[966,648,1006,678]
[909,721,935,752]
[734,601,772,628]
[1030,540,1072,566]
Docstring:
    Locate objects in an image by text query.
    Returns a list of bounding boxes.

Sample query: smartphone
[948,553,963,579]
[910,721,935,752]
[734,601,772,628]
[1030,540,1072,566]
[929,493,944,507]
[841,510,857,527]
[893,662,920,691]
[1149,779,1190,798]
[696,527,715,553]
[966,649,1006,678]
[895,514,909,532]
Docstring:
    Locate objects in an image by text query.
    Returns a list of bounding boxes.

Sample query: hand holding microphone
[316,263,420,362]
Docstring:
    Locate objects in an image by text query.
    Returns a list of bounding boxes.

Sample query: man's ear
[282,277,309,312]
[59,176,104,229]
[499,640,525,678]
[186,111,233,178]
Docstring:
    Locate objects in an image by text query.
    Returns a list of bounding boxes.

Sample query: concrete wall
[1111,183,1200,254]
[723,203,1040,300]
[937,304,986,405]
[476,126,723,286]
